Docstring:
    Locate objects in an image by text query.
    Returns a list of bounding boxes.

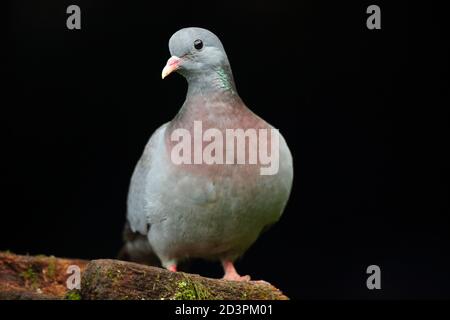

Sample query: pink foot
[167,264,177,272]
[221,261,251,281]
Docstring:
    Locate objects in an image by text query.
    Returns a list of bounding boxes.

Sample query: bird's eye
[194,39,203,50]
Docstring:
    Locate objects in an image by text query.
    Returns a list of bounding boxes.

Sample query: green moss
[21,267,39,289]
[65,290,82,300]
[106,268,121,281]
[173,278,211,300]
[46,256,57,279]
[106,269,114,279]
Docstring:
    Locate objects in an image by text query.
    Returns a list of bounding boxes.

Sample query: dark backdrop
[2,1,449,299]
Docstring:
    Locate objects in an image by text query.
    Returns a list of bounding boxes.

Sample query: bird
[120,27,293,281]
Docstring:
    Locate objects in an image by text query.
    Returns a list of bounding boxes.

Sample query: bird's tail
[117,222,161,267]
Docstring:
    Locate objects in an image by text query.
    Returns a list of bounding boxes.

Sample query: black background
[2,0,449,299]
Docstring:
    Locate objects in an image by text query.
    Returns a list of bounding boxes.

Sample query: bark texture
[0,252,288,300]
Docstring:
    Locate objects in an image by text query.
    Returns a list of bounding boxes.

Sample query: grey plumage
[122,27,293,280]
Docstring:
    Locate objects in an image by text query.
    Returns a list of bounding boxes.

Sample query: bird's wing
[126,123,169,235]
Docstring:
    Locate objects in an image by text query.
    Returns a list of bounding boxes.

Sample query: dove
[122,27,293,281]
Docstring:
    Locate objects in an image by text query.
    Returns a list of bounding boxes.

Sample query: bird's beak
[162,56,181,79]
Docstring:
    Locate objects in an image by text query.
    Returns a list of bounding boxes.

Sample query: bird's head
[161,27,232,82]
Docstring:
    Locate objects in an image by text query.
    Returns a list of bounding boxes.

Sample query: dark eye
[194,39,203,50]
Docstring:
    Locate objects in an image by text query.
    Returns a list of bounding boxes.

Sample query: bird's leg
[167,264,177,272]
[163,259,178,272]
[221,260,250,281]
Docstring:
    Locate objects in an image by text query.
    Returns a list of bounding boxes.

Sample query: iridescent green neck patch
[216,68,235,93]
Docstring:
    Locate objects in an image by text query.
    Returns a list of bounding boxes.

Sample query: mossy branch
[0,252,288,300]
[81,259,288,300]
[0,252,88,300]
